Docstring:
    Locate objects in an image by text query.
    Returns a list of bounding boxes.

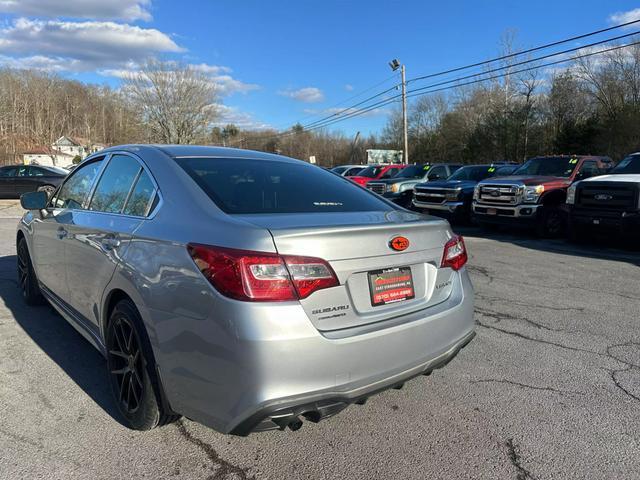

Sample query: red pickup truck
[472,155,611,237]
[347,164,405,186]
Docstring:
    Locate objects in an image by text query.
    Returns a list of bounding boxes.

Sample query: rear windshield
[176,157,393,214]
[512,157,579,177]
[611,155,640,174]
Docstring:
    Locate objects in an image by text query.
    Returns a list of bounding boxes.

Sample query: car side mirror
[20,191,48,210]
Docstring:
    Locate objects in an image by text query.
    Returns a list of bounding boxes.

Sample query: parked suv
[566,153,640,239]
[413,164,517,222]
[347,164,405,186]
[366,163,462,208]
[473,155,611,237]
[17,145,474,435]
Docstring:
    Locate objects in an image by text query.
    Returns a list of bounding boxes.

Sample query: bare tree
[123,60,219,144]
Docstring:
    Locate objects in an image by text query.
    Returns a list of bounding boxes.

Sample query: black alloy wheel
[17,238,44,305]
[108,315,145,415]
[106,299,180,430]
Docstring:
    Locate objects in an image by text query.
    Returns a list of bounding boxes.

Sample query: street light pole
[389,59,409,164]
[400,64,408,165]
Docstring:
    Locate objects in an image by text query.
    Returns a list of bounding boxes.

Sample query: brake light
[441,235,468,271]
[187,244,338,302]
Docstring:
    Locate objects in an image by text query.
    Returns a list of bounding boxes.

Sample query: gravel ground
[0,205,638,480]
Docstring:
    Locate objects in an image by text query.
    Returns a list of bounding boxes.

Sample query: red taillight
[441,235,468,271]
[187,244,339,302]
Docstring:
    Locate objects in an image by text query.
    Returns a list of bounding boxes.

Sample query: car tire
[37,185,56,197]
[536,206,565,238]
[17,238,45,305]
[106,299,180,430]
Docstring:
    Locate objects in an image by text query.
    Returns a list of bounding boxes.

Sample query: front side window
[27,167,45,177]
[176,157,392,214]
[53,158,104,209]
[90,155,141,213]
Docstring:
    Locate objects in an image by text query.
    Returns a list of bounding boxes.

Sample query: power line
[300,39,640,133]
[408,18,640,84]
[406,29,640,97]
[230,21,640,145]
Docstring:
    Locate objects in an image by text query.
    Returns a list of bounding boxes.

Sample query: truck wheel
[536,207,565,238]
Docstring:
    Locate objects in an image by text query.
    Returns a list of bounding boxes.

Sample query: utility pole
[400,65,408,164]
[389,59,409,164]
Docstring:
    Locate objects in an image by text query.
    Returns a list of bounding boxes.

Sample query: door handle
[101,235,121,251]
[57,228,67,239]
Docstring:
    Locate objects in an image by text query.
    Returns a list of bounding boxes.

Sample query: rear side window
[123,170,156,216]
[176,157,393,214]
[90,155,140,213]
[0,167,16,177]
[53,159,104,209]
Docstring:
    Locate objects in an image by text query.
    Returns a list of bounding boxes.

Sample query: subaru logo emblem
[594,194,613,201]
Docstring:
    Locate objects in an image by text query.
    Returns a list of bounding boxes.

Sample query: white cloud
[608,8,640,27]
[0,0,152,21]
[99,61,259,97]
[213,104,271,130]
[278,86,325,103]
[0,18,182,70]
[344,84,354,91]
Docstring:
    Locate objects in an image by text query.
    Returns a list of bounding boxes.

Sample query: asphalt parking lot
[0,200,639,480]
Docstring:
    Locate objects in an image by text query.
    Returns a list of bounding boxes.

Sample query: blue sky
[0,0,638,136]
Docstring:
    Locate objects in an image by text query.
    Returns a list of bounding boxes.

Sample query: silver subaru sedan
[16,145,475,435]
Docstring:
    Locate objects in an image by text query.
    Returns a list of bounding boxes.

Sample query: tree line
[381,38,640,164]
[2,40,640,167]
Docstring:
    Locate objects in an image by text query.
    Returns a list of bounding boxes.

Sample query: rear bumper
[231,329,475,435]
[154,269,475,435]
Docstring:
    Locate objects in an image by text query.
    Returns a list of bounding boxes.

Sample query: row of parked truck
[331,153,640,240]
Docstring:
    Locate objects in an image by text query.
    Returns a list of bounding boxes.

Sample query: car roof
[100,144,304,165]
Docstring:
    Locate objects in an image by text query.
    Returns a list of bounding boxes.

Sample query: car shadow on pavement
[0,254,126,426]
[453,225,640,266]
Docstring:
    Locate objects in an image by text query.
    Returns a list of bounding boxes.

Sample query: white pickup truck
[566,153,640,239]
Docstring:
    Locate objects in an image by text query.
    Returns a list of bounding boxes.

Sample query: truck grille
[576,182,638,211]
[414,187,454,205]
[477,184,521,205]
[367,183,386,195]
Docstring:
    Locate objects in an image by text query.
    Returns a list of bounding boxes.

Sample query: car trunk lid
[236,211,456,331]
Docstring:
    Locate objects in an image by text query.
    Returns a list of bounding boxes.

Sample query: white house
[52,136,88,159]
[23,147,74,167]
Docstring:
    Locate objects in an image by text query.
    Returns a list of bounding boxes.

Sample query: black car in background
[412,164,518,222]
[0,165,67,198]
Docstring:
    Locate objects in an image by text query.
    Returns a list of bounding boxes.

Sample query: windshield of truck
[512,157,579,177]
[358,165,384,178]
[394,165,427,178]
[611,155,640,174]
[447,166,497,181]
